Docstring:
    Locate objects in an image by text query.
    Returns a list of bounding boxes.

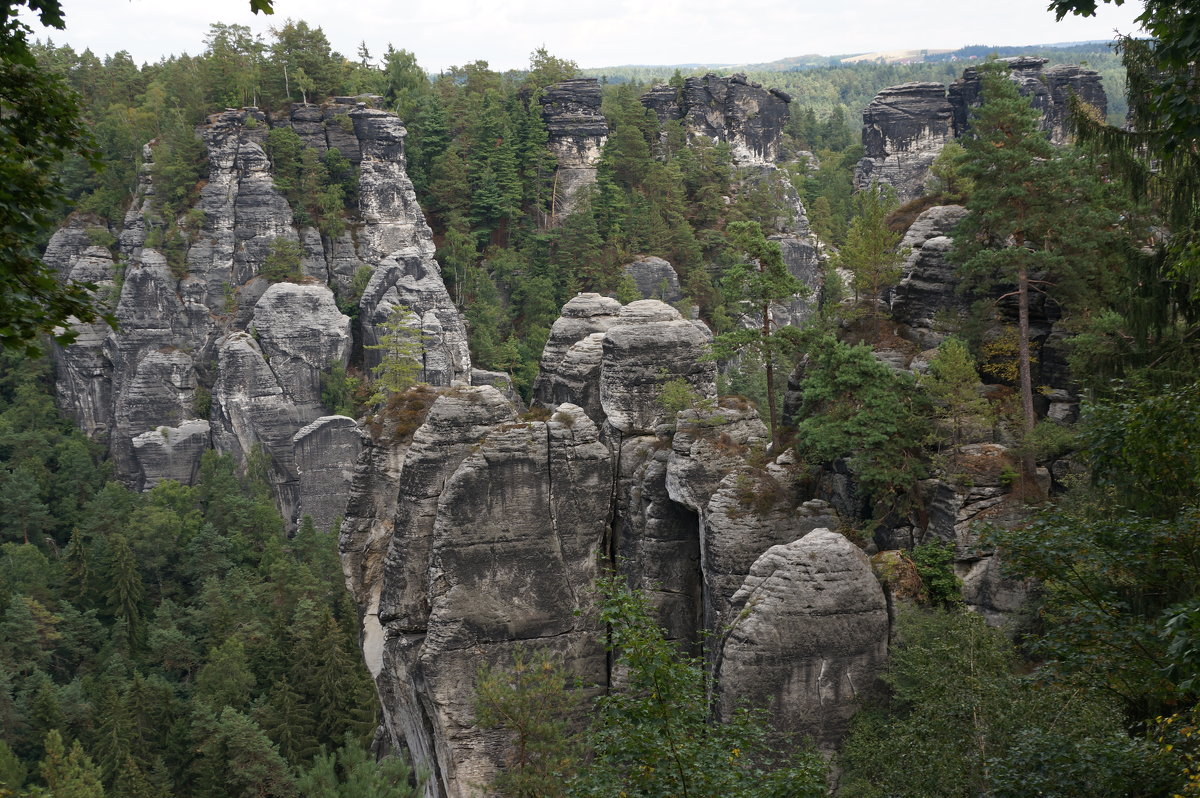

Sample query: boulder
[716,529,889,750]
[600,300,716,435]
[622,256,683,304]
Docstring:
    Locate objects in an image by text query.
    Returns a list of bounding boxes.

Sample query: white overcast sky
[25,0,1144,73]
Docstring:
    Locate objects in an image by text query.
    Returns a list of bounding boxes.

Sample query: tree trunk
[1017,263,1039,495]
[763,301,777,451]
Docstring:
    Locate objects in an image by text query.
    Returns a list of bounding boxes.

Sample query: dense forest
[2,1,1200,795]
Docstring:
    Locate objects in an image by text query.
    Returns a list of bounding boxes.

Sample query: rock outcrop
[949,57,1108,146]
[888,204,970,349]
[855,82,956,201]
[539,78,609,221]
[716,530,889,750]
[856,57,1107,200]
[642,73,791,165]
[49,102,470,527]
[622,256,683,304]
[343,296,892,797]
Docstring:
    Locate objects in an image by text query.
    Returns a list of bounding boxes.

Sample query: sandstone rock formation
[888,204,970,349]
[642,73,791,165]
[856,57,1107,200]
[621,256,683,304]
[716,530,889,750]
[539,78,609,221]
[855,82,956,201]
[343,296,892,797]
[949,57,1108,145]
[49,102,469,527]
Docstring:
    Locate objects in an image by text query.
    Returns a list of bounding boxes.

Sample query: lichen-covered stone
[131,419,211,489]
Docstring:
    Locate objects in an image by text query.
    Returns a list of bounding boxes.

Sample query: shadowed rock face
[49,103,470,527]
[642,73,791,165]
[856,57,1106,200]
[888,204,970,349]
[949,57,1108,144]
[539,78,609,220]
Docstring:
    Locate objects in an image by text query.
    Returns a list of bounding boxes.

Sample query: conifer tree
[39,730,105,798]
[835,184,905,323]
[953,63,1115,489]
[366,306,424,404]
[713,221,806,448]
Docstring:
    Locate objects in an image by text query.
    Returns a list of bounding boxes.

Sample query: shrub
[260,238,304,282]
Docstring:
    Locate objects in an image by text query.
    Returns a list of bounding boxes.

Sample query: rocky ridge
[49,101,469,526]
[641,73,792,165]
[341,291,895,797]
[855,56,1107,200]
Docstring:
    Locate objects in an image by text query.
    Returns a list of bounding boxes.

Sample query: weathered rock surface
[856,58,1106,200]
[622,256,683,303]
[253,283,352,417]
[600,300,717,435]
[293,415,362,533]
[130,420,211,489]
[339,292,902,796]
[49,102,470,526]
[540,78,608,221]
[531,292,622,418]
[366,397,610,797]
[888,204,969,348]
[642,73,791,165]
[716,530,889,751]
[854,82,955,201]
[950,57,1108,145]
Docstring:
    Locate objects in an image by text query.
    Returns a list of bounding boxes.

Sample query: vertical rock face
[600,300,717,435]
[531,292,623,419]
[252,283,352,417]
[888,204,969,349]
[348,391,610,798]
[49,102,469,526]
[854,82,956,201]
[949,57,1107,145]
[293,416,362,533]
[856,58,1106,200]
[539,78,609,221]
[621,256,684,304]
[716,530,889,751]
[642,73,791,165]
